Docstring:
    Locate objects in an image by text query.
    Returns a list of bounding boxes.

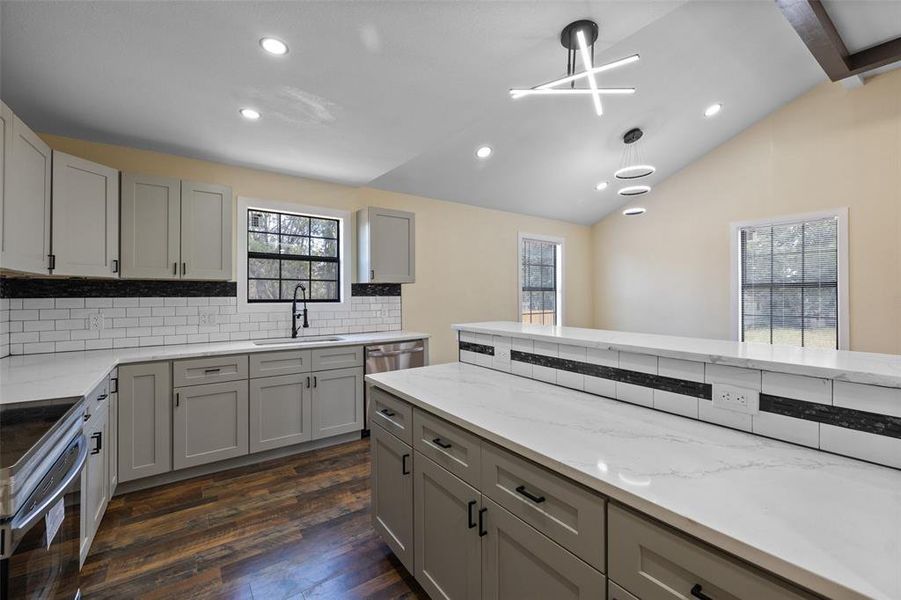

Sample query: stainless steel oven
[1,399,86,600]
[363,340,427,431]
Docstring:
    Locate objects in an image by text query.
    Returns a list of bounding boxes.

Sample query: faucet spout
[291,283,310,338]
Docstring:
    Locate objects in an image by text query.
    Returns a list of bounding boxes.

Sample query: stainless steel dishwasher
[364,340,427,432]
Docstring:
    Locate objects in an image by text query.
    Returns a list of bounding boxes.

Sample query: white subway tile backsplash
[617,383,654,408]
[658,357,704,382]
[491,335,512,372]
[557,344,585,391]
[531,341,557,384]
[654,390,699,418]
[705,364,761,390]
[510,337,533,378]
[699,401,752,432]
[619,352,657,375]
[820,425,901,469]
[752,412,819,448]
[762,372,831,405]
[3,294,401,356]
[833,382,901,418]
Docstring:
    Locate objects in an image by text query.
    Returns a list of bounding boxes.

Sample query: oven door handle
[10,435,87,534]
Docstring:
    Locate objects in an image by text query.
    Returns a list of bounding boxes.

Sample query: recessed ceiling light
[260,37,288,56]
[623,207,646,216]
[618,185,651,196]
[239,108,261,120]
[704,103,723,117]
[476,146,492,159]
[595,181,608,191]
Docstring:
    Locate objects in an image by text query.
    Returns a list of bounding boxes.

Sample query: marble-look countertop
[367,362,901,600]
[0,331,429,405]
[454,321,901,389]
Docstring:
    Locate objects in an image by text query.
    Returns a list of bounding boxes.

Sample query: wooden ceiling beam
[775,0,901,82]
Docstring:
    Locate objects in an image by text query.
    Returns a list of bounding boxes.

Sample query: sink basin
[253,336,344,346]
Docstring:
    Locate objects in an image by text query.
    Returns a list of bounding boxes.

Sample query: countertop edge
[365,374,869,600]
[453,323,901,390]
[1,331,430,405]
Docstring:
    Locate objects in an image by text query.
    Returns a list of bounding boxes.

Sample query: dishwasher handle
[367,347,423,358]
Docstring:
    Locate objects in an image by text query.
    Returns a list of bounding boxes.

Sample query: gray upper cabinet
[371,422,414,573]
[51,151,119,277]
[180,181,232,280]
[249,373,312,453]
[120,173,181,279]
[1,104,52,274]
[311,366,363,440]
[481,497,606,600]
[118,362,172,483]
[173,380,249,470]
[414,451,482,600]
[120,174,232,280]
[357,206,415,283]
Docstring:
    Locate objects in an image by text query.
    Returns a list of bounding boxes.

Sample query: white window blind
[739,216,839,349]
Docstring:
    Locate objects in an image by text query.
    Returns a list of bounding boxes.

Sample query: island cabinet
[370,387,821,600]
[370,394,608,600]
[118,362,172,483]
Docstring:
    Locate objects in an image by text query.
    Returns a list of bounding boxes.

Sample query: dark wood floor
[82,438,429,600]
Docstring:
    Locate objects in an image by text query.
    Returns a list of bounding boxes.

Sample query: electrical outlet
[379,308,390,319]
[199,313,218,326]
[711,383,759,414]
[88,314,104,331]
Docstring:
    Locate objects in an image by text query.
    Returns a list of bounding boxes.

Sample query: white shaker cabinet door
[357,207,415,283]
[51,151,119,277]
[120,173,181,279]
[180,180,232,280]
[1,108,51,274]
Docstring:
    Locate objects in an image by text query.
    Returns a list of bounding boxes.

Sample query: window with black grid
[521,239,558,326]
[739,216,838,348]
[247,209,340,303]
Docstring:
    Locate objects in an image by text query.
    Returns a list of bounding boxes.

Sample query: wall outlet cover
[711,383,759,414]
[88,314,104,331]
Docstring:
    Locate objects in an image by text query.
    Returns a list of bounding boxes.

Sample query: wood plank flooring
[82,438,429,600]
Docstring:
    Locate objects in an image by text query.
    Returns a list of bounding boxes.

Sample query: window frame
[729,208,849,350]
[517,233,565,326]
[237,196,352,314]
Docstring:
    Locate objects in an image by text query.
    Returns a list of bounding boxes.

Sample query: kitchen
[1,1,900,599]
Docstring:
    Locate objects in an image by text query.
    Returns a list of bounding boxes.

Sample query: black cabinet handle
[204,367,221,374]
[478,507,487,537]
[467,500,477,529]
[313,376,317,388]
[380,408,395,417]
[691,584,713,600]
[432,437,452,449]
[83,413,91,422]
[110,377,118,393]
[515,485,546,504]
[96,394,108,402]
[111,259,119,273]
[175,392,180,407]
[90,432,102,455]
[402,453,411,475]
[173,262,178,276]
[182,262,187,276]
[306,376,311,388]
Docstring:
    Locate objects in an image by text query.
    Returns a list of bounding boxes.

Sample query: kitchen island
[367,361,901,600]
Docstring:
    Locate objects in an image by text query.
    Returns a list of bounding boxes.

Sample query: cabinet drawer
[608,504,816,600]
[173,354,248,387]
[480,443,606,572]
[369,386,413,445]
[312,345,363,371]
[413,408,481,488]
[250,350,312,378]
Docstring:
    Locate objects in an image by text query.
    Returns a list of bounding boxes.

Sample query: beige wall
[591,69,901,354]
[42,134,593,364]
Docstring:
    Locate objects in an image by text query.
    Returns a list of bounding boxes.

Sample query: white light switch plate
[711,383,759,414]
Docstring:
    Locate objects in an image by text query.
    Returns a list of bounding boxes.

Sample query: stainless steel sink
[253,336,344,346]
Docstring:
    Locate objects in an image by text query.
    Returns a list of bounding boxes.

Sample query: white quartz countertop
[367,362,901,600]
[455,321,901,389]
[0,331,429,405]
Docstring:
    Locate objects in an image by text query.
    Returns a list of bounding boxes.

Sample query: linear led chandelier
[510,20,639,117]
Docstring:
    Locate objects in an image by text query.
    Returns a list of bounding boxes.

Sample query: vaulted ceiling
[2,1,892,225]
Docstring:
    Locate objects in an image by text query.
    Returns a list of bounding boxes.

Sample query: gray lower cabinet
[607,504,816,600]
[80,396,110,567]
[481,496,605,600]
[371,423,414,573]
[173,380,249,469]
[108,372,118,495]
[249,373,312,452]
[118,362,172,483]
[414,451,482,600]
[311,367,363,440]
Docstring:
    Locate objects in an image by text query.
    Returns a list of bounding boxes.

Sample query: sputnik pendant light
[615,128,655,181]
[509,20,639,117]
